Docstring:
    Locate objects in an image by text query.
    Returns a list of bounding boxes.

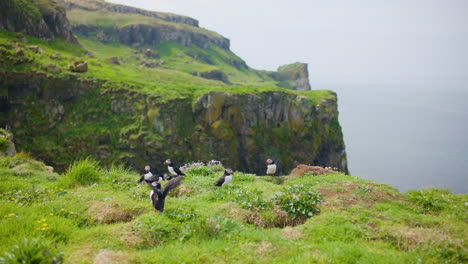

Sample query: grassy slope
[0,30,311,99]
[0,155,466,263]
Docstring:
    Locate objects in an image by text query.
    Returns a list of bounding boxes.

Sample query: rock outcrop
[270,62,312,91]
[0,129,16,157]
[0,0,78,44]
[58,0,199,27]
[61,0,229,49]
[0,71,347,174]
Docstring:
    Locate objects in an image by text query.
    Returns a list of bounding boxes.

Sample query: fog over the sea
[108,0,468,193]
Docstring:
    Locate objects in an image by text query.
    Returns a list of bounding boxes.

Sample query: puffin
[163,159,185,179]
[265,159,277,176]
[138,165,163,184]
[212,168,234,187]
[147,175,182,212]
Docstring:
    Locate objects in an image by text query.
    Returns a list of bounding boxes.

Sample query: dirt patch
[318,182,403,208]
[93,249,131,264]
[256,241,273,257]
[378,226,463,251]
[282,226,303,240]
[171,184,192,197]
[271,207,307,227]
[289,164,334,178]
[68,247,95,263]
[87,201,144,224]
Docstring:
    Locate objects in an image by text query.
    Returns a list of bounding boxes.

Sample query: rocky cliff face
[73,24,230,49]
[270,62,312,91]
[1,71,347,174]
[0,0,78,44]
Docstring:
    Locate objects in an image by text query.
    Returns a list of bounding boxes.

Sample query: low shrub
[181,160,225,177]
[0,137,8,152]
[275,185,323,219]
[407,188,451,214]
[1,187,50,206]
[0,237,63,264]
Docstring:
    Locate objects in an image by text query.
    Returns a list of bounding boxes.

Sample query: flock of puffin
[138,158,277,212]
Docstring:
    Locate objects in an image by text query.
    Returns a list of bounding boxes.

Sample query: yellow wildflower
[42,223,48,226]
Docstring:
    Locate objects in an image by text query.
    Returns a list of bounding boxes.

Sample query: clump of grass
[210,186,272,211]
[58,158,102,187]
[103,163,137,190]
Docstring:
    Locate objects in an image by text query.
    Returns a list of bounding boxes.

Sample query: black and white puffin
[212,168,234,187]
[265,159,277,176]
[138,165,163,184]
[147,176,182,212]
[163,159,185,179]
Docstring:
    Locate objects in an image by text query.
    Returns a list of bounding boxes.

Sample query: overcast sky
[107,0,468,87]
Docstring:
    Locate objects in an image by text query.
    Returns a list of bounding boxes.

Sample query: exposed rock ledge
[0,0,78,44]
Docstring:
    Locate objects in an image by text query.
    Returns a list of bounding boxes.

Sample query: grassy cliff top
[0,154,466,263]
[0,29,329,104]
[59,0,198,26]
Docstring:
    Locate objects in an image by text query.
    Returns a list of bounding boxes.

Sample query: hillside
[0,151,466,263]
[0,0,347,174]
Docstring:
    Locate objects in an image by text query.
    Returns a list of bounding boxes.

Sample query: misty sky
[107,0,468,87]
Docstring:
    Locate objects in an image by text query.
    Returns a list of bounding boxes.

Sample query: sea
[318,78,468,194]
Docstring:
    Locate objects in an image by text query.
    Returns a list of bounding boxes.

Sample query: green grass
[0,155,466,263]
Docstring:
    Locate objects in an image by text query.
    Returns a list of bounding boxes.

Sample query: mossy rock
[69,59,88,73]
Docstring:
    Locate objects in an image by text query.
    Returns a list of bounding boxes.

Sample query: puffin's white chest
[222,175,232,186]
[144,171,153,180]
[267,164,277,174]
[168,166,177,175]
[149,190,154,200]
